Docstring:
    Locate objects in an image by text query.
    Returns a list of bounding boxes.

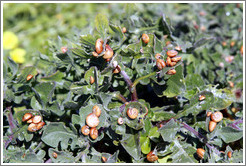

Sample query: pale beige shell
[86,113,100,128]
[127,108,139,119]
[92,105,101,117]
[32,115,42,124]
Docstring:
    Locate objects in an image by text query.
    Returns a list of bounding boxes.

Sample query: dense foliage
[3,3,243,163]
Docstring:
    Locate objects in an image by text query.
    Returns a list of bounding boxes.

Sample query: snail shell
[196,148,205,159]
[127,108,139,119]
[103,44,114,59]
[52,152,58,159]
[92,105,101,117]
[81,125,90,136]
[166,69,176,75]
[90,127,98,140]
[209,120,217,132]
[28,123,38,132]
[167,50,178,58]
[32,115,42,124]
[156,59,166,70]
[36,121,45,130]
[22,113,33,122]
[117,117,124,125]
[142,34,149,44]
[147,151,158,162]
[95,38,104,54]
[102,156,107,162]
[90,76,95,85]
[155,53,161,59]
[210,112,223,122]
[86,113,100,128]
[26,74,33,81]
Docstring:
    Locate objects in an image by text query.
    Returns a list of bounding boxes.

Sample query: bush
[3,3,243,163]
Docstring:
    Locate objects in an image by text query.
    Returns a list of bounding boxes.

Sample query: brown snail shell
[227,151,232,158]
[22,113,33,122]
[27,118,33,123]
[103,44,114,59]
[122,27,127,33]
[147,151,158,162]
[52,152,58,159]
[156,59,166,70]
[166,69,176,75]
[167,50,178,58]
[210,112,223,122]
[92,51,98,57]
[81,125,90,136]
[171,56,182,62]
[113,65,121,74]
[92,105,101,117]
[28,123,38,132]
[95,38,104,54]
[90,127,98,140]
[155,53,161,59]
[175,46,182,51]
[199,95,206,101]
[142,34,149,44]
[206,112,212,117]
[90,76,95,85]
[26,74,33,81]
[102,156,107,162]
[86,113,100,128]
[209,120,217,132]
[196,148,205,159]
[32,115,42,124]
[127,108,139,119]
[36,121,45,130]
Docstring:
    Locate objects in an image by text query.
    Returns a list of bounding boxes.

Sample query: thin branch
[132,71,156,88]
[4,107,17,133]
[181,122,207,142]
[120,70,138,101]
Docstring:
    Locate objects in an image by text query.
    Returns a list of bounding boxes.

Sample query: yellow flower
[9,48,26,64]
[3,31,19,50]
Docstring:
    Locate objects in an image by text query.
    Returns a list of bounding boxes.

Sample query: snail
[174,46,182,51]
[209,120,217,132]
[146,151,158,162]
[90,76,95,85]
[166,50,178,58]
[127,108,139,120]
[117,117,124,125]
[166,69,176,75]
[92,105,101,117]
[122,27,127,33]
[196,148,205,159]
[90,127,98,140]
[81,125,90,136]
[22,113,33,122]
[156,59,166,70]
[95,38,104,54]
[61,46,68,53]
[28,123,38,132]
[52,152,58,159]
[103,44,114,59]
[210,111,223,122]
[26,74,33,81]
[36,121,45,130]
[206,112,212,117]
[166,57,176,67]
[199,95,206,101]
[101,156,107,162]
[113,65,121,74]
[142,34,149,44]
[155,53,161,59]
[32,115,42,124]
[171,56,182,62]
[86,113,100,128]
[92,51,98,57]
[227,151,232,158]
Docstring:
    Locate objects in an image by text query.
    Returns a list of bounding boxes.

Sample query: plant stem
[4,106,17,134]
[45,158,52,163]
[181,122,207,142]
[120,70,138,101]
[132,71,156,88]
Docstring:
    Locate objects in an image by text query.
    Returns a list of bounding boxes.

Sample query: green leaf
[48,148,75,163]
[17,66,37,84]
[185,74,205,91]
[40,71,65,83]
[162,65,185,98]
[95,13,109,38]
[140,137,151,154]
[150,106,176,121]
[121,133,141,160]
[80,34,96,48]
[218,127,243,144]
[41,122,78,150]
[149,127,160,139]
[159,119,180,142]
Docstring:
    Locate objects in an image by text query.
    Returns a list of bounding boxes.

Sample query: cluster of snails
[22,113,45,132]
[207,111,223,132]
[155,49,181,75]
[92,38,114,62]
[147,150,158,162]
[81,105,101,140]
